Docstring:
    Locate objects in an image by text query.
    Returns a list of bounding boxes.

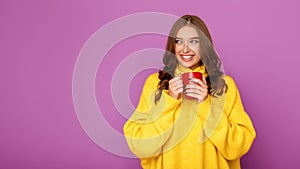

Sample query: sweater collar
[174,64,208,78]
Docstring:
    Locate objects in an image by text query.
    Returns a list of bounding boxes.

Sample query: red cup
[182,72,202,100]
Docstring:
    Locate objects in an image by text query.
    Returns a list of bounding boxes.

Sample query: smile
[181,55,194,62]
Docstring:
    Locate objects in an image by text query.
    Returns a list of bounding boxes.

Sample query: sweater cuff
[150,90,180,119]
[145,90,181,132]
[162,90,181,104]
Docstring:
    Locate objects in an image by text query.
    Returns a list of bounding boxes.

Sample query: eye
[175,39,183,44]
[190,39,199,44]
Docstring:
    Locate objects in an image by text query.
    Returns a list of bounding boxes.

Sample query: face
[174,26,201,69]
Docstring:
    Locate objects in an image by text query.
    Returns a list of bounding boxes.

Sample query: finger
[203,77,207,85]
[174,82,183,90]
[190,78,208,88]
[184,84,202,90]
[189,78,203,86]
[185,86,208,97]
[185,92,208,103]
[169,76,178,84]
[175,87,184,94]
[169,76,181,85]
[170,84,183,95]
[170,80,182,89]
[184,84,208,93]
[184,88,207,95]
[173,76,181,81]
[169,78,175,85]
[185,93,199,99]
[169,79,176,86]
[170,86,183,97]
[169,82,176,88]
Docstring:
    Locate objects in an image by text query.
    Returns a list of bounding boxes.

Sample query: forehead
[176,26,198,38]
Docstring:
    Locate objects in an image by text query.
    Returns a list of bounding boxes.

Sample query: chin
[179,62,197,68]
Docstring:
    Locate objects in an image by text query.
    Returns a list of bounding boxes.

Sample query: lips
[180,54,194,62]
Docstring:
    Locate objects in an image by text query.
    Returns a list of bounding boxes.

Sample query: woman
[123,15,256,169]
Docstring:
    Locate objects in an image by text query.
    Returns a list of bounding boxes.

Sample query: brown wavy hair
[155,15,227,103]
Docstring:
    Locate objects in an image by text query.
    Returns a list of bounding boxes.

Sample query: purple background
[1,0,300,168]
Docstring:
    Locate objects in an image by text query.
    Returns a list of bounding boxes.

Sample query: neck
[189,63,201,70]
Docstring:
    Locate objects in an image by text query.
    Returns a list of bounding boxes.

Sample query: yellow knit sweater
[123,69,256,169]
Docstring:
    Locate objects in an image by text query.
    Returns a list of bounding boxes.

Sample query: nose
[183,42,190,53]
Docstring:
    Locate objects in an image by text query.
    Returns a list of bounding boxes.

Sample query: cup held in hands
[182,72,202,100]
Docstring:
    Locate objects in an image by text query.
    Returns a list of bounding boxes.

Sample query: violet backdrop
[1,0,299,168]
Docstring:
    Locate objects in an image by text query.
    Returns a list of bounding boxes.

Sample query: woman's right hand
[168,76,183,99]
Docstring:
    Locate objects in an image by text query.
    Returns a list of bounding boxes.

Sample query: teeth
[182,55,192,59]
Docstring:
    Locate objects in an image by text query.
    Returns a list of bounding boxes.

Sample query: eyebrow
[175,37,200,39]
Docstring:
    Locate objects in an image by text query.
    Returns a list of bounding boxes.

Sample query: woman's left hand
[183,77,208,103]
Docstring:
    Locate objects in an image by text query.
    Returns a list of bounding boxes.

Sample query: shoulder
[146,72,159,82]
[223,75,237,88]
[223,75,239,95]
[143,72,160,90]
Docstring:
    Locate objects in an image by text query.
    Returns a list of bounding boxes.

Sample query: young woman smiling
[124,15,256,169]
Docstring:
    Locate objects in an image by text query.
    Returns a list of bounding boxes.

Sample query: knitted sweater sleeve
[123,73,181,158]
[203,75,256,160]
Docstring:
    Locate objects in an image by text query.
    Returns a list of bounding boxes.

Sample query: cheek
[174,45,180,54]
[195,55,201,62]
[190,46,200,55]
[175,54,181,62]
